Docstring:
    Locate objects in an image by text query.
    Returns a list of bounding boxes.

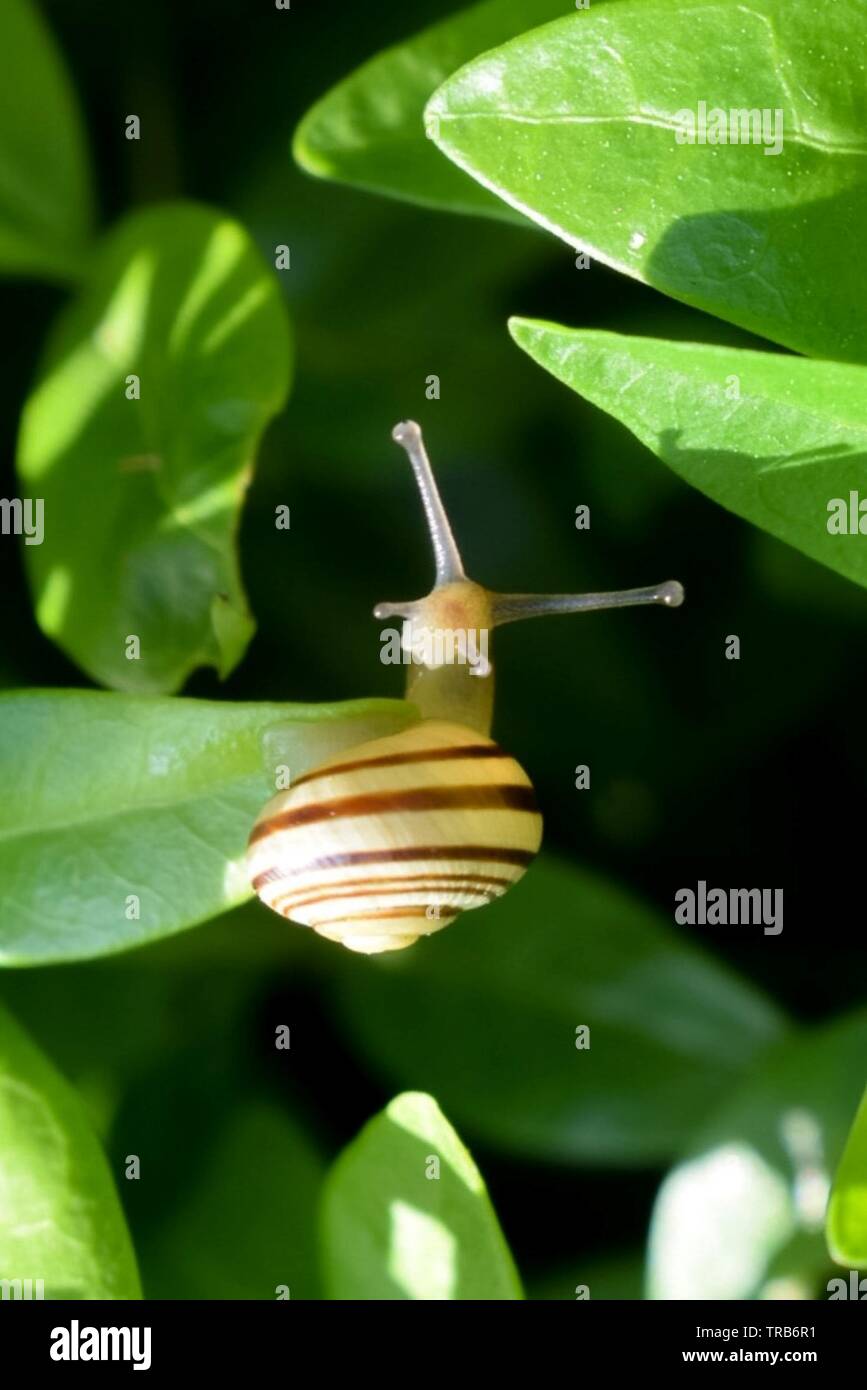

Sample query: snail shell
[247,719,542,955]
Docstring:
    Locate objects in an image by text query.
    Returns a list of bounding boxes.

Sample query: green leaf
[331,857,787,1165]
[17,201,292,693]
[428,0,867,360]
[0,690,416,966]
[293,0,567,219]
[0,1001,140,1298]
[647,1011,867,1300]
[321,1091,522,1299]
[510,321,867,592]
[0,0,93,280]
[139,1103,324,1299]
[827,1085,867,1269]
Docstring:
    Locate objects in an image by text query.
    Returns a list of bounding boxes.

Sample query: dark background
[1,0,865,1295]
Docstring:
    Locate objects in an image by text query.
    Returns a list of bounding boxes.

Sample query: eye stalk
[491,579,684,624]
[375,420,684,735]
[389,420,466,586]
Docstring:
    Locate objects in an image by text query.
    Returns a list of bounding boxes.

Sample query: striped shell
[247,719,542,955]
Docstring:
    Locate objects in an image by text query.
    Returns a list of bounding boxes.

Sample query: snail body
[248,719,542,955]
[248,421,683,953]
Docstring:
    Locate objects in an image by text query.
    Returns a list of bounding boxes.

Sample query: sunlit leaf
[17,201,292,692]
[321,1091,522,1299]
[0,689,415,966]
[511,320,867,592]
[647,1011,867,1300]
[429,0,867,359]
[0,1001,140,1298]
[293,0,566,218]
[827,1085,867,1270]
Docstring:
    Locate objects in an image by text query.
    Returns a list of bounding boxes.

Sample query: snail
[247,421,683,955]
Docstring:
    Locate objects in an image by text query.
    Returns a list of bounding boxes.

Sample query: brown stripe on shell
[274,870,514,908]
[314,905,459,928]
[275,876,508,914]
[289,740,507,791]
[258,844,537,882]
[249,783,538,843]
[251,866,286,892]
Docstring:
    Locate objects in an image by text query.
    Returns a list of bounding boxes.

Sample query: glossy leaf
[0,690,415,966]
[511,321,867,592]
[0,1001,140,1299]
[321,1091,522,1299]
[17,201,292,693]
[428,0,867,360]
[647,1011,867,1300]
[331,857,786,1165]
[827,1085,867,1269]
[0,0,93,280]
[293,0,566,219]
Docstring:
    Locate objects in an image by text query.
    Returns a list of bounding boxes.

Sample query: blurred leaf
[293,0,566,219]
[105,1003,266,1253]
[827,1085,867,1269]
[647,1010,867,1300]
[511,321,867,591]
[428,0,867,360]
[0,1001,140,1298]
[0,0,93,280]
[529,1250,645,1301]
[0,964,193,1141]
[17,201,292,692]
[0,905,290,1138]
[331,857,787,1165]
[139,1103,324,1299]
[0,689,415,966]
[321,1091,522,1299]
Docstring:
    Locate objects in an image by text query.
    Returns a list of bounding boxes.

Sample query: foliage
[510,322,867,591]
[826,1084,867,1270]
[0,691,414,964]
[0,0,92,279]
[17,203,292,692]
[294,0,567,219]
[426,0,867,363]
[648,1011,867,1299]
[332,857,786,1165]
[321,1092,522,1299]
[0,0,863,1302]
[0,1002,140,1299]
